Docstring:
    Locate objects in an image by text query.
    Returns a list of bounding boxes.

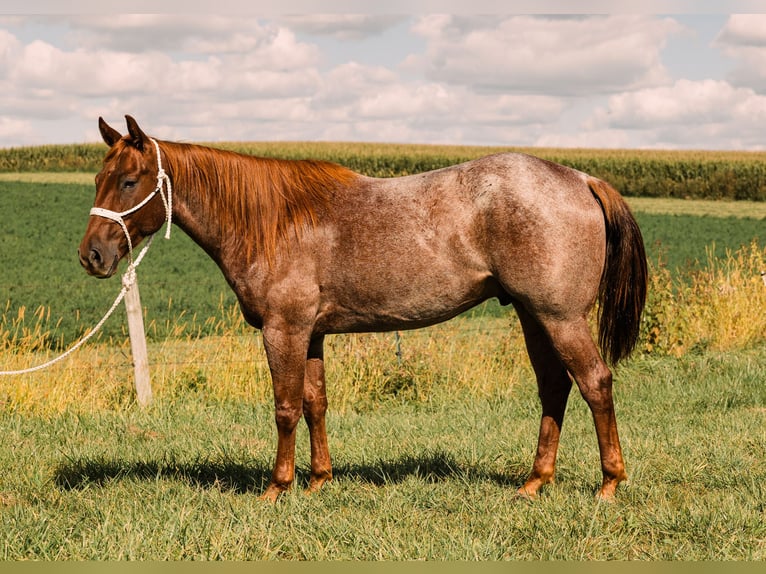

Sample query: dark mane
[159,141,357,263]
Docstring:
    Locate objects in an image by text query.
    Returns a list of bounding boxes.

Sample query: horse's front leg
[260,324,310,502]
[303,335,332,492]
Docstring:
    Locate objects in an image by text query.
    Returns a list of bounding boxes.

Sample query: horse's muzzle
[78,243,119,278]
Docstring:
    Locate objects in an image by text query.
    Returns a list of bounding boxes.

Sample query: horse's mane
[159,141,357,263]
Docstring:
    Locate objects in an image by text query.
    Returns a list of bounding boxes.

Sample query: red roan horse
[79,116,647,501]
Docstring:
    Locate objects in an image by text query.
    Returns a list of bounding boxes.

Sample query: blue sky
[1,8,765,150]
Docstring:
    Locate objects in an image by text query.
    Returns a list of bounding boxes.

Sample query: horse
[79,116,647,502]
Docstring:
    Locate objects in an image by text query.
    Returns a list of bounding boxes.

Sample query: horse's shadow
[54,449,527,494]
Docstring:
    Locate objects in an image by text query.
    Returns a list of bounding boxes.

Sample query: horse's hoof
[595,475,627,502]
[515,487,539,502]
[595,486,621,503]
[305,476,332,496]
[259,485,285,503]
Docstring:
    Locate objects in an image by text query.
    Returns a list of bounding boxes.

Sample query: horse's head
[79,116,171,278]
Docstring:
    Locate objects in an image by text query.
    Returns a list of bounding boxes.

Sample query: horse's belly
[315,273,503,334]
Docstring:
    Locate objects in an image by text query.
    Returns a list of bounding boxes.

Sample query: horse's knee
[274,401,303,431]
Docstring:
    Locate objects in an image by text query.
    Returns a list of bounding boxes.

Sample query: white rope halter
[0,138,173,376]
[89,137,173,264]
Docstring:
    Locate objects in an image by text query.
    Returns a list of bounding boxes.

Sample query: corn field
[2,142,766,200]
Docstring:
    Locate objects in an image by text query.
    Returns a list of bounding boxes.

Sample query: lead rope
[0,138,172,376]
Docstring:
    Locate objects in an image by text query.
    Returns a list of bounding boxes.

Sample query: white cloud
[63,15,316,59]
[715,14,766,47]
[277,14,407,40]
[587,79,766,148]
[714,14,766,93]
[590,79,739,127]
[0,116,30,142]
[0,28,20,66]
[0,14,760,150]
[312,61,399,117]
[11,41,175,97]
[409,15,683,96]
[534,129,635,150]
[1,23,321,103]
[308,60,569,142]
[0,18,327,145]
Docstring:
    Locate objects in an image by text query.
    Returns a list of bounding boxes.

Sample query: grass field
[1,345,764,559]
[1,149,765,560]
[1,177,764,348]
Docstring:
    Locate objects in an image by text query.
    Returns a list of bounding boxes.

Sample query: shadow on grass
[333,450,527,489]
[53,449,527,494]
[54,454,273,494]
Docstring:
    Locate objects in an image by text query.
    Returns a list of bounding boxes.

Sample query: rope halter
[89,137,173,269]
[0,138,172,377]
[0,140,172,376]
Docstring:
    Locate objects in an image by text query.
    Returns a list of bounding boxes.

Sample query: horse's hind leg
[514,304,573,499]
[540,316,628,500]
[303,336,332,493]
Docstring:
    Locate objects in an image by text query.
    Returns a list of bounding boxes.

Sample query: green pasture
[1,176,764,347]
[0,148,765,560]
[1,347,765,559]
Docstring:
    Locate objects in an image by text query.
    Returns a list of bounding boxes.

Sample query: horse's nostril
[89,248,103,265]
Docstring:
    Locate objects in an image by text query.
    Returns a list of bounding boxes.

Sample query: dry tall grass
[0,314,530,416]
[642,240,766,356]
[2,241,764,415]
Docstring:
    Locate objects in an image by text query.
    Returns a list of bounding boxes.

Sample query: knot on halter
[89,137,172,266]
[121,265,137,289]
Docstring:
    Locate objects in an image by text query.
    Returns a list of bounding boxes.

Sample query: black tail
[587,177,648,365]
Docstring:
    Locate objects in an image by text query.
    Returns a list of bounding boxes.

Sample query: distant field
[0,172,95,185]
[1,141,766,200]
[1,178,763,349]
[2,171,765,219]
[627,196,766,219]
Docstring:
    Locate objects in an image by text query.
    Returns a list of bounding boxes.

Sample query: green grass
[2,179,762,346]
[1,347,764,559]
[635,212,764,272]
[0,180,238,347]
[1,154,765,559]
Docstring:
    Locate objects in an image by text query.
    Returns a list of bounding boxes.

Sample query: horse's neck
[168,174,225,259]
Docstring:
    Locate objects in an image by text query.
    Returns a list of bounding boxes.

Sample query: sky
[1,7,766,150]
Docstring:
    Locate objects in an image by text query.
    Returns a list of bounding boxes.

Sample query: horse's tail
[587,177,648,365]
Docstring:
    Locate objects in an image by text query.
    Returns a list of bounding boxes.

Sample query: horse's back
[354,152,607,288]
[312,153,606,332]
[356,152,598,216]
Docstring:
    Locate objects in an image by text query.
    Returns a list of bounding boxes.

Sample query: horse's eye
[122,179,137,190]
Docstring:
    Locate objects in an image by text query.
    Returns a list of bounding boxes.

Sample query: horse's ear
[99,117,122,147]
[125,115,148,152]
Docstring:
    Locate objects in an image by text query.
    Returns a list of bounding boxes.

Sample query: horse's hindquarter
[480,154,607,317]
[312,153,606,333]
